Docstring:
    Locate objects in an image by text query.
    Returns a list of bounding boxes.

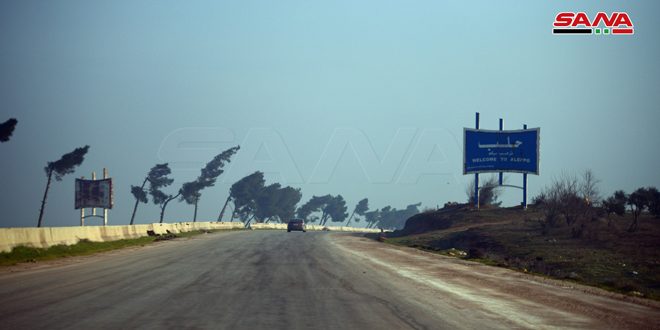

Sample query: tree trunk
[319,211,328,226]
[217,196,231,222]
[130,177,149,225]
[244,214,256,227]
[230,205,238,222]
[193,197,199,222]
[345,210,356,227]
[628,213,638,232]
[37,169,53,228]
[159,192,181,223]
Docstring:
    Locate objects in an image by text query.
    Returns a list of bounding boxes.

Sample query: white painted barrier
[0,221,382,253]
[0,222,245,253]
[249,223,383,233]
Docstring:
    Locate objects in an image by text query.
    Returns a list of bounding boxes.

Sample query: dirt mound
[392,203,517,237]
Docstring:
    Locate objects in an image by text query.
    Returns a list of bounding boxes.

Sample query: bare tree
[538,171,602,237]
[580,169,601,206]
[38,146,90,227]
[466,175,503,207]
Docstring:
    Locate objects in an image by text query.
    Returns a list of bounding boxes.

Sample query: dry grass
[386,206,660,300]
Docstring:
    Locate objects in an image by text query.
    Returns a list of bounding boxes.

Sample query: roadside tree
[38,145,90,227]
[627,188,648,232]
[0,118,18,142]
[180,146,240,222]
[130,163,171,225]
[346,198,369,226]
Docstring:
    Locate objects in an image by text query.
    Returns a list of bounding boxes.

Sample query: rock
[567,272,581,280]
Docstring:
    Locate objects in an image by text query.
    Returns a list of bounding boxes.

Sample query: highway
[0,230,658,329]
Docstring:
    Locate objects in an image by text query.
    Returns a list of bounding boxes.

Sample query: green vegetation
[0,230,223,267]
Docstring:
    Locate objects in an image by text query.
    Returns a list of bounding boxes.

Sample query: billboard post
[523,124,528,209]
[474,112,480,209]
[498,118,503,186]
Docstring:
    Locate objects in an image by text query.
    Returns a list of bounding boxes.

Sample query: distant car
[287,219,306,232]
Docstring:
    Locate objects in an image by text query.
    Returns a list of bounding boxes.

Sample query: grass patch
[0,229,228,267]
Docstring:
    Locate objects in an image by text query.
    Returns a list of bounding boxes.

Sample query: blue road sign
[464,128,540,174]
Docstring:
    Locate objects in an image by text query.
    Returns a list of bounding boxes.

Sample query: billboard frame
[465,113,540,210]
[76,168,112,226]
[462,127,541,175]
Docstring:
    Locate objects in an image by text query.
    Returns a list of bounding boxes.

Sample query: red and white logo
[552,12,634,35]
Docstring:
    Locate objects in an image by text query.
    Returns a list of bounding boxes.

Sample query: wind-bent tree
[229,171,265,224]
[297,195,331,223]
[180,181,202,222]
[364,210,381,228]
[274,186,302,222]
[346,198,369,227]
[217,195,232,222]
[226,171,301,226]
[362,203,421,229]
[0,118,18,142]
[181,146,240,222]
[256,184,302,223]
[255,183,282,223]
[324,195,348,225]
[130,163,171,225]
[147,164,177,223]
[296,194,347,226]
[37,145,90,227]
[377,203,421,229]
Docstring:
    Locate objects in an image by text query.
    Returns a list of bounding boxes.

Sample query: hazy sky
[1,1,659,227]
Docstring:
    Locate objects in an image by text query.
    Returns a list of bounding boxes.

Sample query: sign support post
[91,171,96,220]
[499,118,503,186]
[103,168,108,225]
[523,124,528,209]
[80,176,85,226]
[474,112,480,209]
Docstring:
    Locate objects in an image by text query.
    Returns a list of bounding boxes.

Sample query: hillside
[385,205,660,300]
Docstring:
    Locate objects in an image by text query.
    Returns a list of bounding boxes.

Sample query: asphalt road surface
[1,231,658,329]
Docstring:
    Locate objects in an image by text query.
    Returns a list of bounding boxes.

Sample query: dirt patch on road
[332,234,660,329]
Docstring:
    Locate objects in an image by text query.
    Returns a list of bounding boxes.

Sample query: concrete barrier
[250,223,288,230]
[0,221,381,253]
[249,223,383,233]
[0,222,244,253]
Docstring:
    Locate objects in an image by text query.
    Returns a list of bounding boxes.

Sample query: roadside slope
[334,234,660,329]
